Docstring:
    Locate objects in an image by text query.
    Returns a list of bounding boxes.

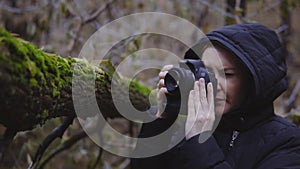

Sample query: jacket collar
[217,103,275,132]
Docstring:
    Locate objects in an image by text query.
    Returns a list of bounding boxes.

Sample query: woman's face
[201,45,251,115]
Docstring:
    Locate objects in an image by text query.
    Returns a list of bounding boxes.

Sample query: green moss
[42,109,49,118]
[27,59,39,76]
[29,78,38,87]
[0,27,152,130]
[36,109,49,125]
[0,28,77,128]
[130,80,151,96]
[0,28,77,98]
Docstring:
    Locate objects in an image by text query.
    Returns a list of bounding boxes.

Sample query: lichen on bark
[0,28,151,132]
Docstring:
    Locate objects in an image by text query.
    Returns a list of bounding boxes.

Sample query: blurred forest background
[1,0,300,168]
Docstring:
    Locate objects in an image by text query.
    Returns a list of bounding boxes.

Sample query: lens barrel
[165,68,195,95]
[163,59,217,115]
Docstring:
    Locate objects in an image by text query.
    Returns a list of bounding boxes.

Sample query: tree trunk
[0,28,151,132]
[225,0,247,25]
[279,0,293,61]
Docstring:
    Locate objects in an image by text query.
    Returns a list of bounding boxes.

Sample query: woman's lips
[215,98,225,101]
[215,98,225,107]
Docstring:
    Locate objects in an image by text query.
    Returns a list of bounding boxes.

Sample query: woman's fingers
[186,90,196,138]
[194,81,200,115]
[156,65,173,117]
[157,65,174,89]
[188,90,196,118]
[157,87,168,100]
[199,78,207,108]
[156,87,168,117]
[207,82,214,112]
[159,65,173,79]
[157,79,165,88]
[185,78,216,140]
[161,64,173,72]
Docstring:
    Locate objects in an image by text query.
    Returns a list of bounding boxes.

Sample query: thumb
[156,87,167,117]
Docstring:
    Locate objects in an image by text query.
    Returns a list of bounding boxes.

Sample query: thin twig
[197,0,237,19]
[196,0,216,27]
[286,79,300,111]
[37,130,87,169]
[38,116,107,169]
[89,147,103,169]
[247,0,285,18]
[82,0,116,24]
[283,105,300,120]
[66,17,83,54]
[0,128,17,166]
[276,24,289,34]
[0,1,45,14]
[67,0,116,54]
[119,158,130,169]
[29,116,75,169]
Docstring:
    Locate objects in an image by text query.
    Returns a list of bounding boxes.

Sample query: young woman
[131,23,300,169]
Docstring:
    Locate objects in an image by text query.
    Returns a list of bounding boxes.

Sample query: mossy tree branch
[0,28,151,132]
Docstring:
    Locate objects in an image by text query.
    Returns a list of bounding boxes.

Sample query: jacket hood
[185,23,287,108]
[206,23,287,106]
[184,23,288,130]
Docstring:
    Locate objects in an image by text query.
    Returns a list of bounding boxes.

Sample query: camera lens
[165,69,181,92]
[163,59,217,115]
[165,67,195,94]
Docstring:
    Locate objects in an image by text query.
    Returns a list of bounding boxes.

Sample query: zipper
[228,130,239,150]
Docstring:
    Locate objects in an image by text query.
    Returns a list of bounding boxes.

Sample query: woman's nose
[215,75,224,92]
[217,80,222,91]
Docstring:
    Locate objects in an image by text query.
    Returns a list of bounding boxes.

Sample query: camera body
[164,59,217,114]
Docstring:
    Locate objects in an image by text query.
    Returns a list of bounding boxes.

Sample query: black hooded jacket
[131,23,300,169]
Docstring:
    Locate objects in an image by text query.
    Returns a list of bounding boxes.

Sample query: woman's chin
[215,102,227,115]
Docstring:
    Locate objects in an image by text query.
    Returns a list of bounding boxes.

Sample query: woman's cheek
[215,102,226,115]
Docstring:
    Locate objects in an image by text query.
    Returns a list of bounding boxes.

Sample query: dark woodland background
[0,0,300,168]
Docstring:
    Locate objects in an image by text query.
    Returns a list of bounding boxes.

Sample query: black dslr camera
[163,59,217,114]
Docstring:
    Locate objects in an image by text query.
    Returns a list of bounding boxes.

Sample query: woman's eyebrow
[205,66,236,73]
[210,66,236,70]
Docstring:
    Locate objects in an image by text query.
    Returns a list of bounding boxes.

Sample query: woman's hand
[185,78,215,140]
[156,65,173,117]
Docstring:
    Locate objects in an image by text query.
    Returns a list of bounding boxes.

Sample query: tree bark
[279,0,293,60]
[0,28,151,132]
[225,0,247,25]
